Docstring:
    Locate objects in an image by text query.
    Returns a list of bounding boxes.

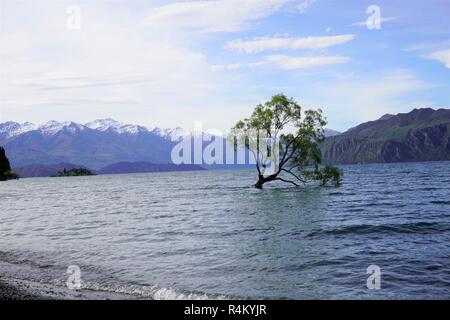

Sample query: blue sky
[0,0,449,132]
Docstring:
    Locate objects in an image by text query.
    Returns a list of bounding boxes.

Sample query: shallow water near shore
[1,162,449,299]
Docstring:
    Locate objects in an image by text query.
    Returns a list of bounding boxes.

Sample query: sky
[0,0,449,132]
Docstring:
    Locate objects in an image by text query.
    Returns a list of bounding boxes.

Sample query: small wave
[307,221,450,238]
[346,208,365,212]
[430,200,450,205]
[0,250,230,300]
[80,281,230,300]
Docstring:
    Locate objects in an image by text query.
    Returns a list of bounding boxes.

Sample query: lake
[0,162,449,299]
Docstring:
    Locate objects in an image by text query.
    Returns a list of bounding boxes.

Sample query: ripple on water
[0,162,449,299]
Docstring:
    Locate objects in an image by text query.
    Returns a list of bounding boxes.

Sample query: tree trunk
[255,176,265,189]
[254,174,276,189]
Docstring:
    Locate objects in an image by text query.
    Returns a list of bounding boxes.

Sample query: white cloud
[305,70,431,129]
[226,63,243,70]
[0,1,245,130]
[1,1,442,134]
[297,0,316,14]
[210,63,243,71]
[142,0,289,32]
[424,49,450,68]
[0,33,34,58]
[1,97,139,108]
[403,41,450,52]
[225,34,355,53]
[263,55,350,70]
[351,17,398,27]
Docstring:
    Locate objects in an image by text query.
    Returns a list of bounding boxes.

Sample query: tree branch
[279,133,302,168]
[248,148,261,175]
[286,164,301,172]
[275,177,300,187]
[279,142,300,169]
[281,168,306,184]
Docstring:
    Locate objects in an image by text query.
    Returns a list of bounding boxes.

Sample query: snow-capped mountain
[0,120,86,138]
[39,121,87,135]
[0,119,192,168]
[0,121,37,138]
[0,119,189,140]
[149,127,190,141]
[85,118,148,135]
[0,119,338,141]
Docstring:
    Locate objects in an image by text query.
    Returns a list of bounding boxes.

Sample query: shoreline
[0,253,213,300]
[0,274,222,300]
[0,280,47,300]
[0,277,140,300]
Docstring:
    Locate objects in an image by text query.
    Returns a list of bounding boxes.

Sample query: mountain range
[2,108,449,170]
[0,119,189,169]
[321,108,450,164]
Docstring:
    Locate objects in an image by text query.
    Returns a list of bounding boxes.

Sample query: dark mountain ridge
[13,161,205,178]
[321,108,450,164]
[98,162,205,175]
[13,162,88,178]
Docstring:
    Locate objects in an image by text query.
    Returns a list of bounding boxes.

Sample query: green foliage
[0,147,19,181]
[230,94,343,188]
[315,165,343,186]
[320,109,450,165]
[51,167,96,177]
[2,171,20,180]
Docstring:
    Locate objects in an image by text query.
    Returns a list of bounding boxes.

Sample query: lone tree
[0,147,19,181]
[230,94,342,189]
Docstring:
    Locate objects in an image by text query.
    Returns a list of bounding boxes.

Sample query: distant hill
[14,161,205,178]
[13,162,91,178]
[98,162,205,174]
[324,128,341,137]
[321,108,450,164]
[51,167,96,177]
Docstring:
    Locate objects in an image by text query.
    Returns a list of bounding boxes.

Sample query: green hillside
[321,108,450,164]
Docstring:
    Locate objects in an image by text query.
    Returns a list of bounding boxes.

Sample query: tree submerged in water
[230,94,342,189]
[0,147,19,181]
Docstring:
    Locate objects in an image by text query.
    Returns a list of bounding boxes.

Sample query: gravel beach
[0,276,141,300]
[0,280,46,300]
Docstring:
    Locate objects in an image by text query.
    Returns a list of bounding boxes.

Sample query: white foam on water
[80,281,230,300]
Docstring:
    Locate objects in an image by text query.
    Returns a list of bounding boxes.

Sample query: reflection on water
[1,162,449,299]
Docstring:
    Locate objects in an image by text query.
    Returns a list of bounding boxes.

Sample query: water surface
[1,162,449,299]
